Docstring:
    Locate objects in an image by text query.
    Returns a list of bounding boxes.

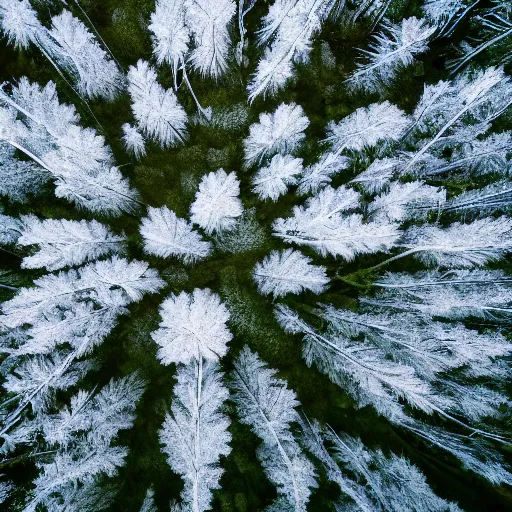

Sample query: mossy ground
[1,0,512,510]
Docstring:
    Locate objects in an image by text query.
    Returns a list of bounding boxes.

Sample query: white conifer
[18,216,125,271]
[243,103,309,167]
[190,169,243,234]
[160,360,231,512]
[151,288,232,365]
[253,249,330,297]
[140,206,212,262]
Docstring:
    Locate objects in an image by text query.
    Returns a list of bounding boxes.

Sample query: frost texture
[251,154,303,201]
[127,60,187,148]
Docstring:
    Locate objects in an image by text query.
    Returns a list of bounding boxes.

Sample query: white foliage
[444,181,512,214]
[127,60,187,147]
[150,0,235,79]
[231,346,318,511]
[2,256,165,328]
[190,169,243,234]
[350,157,400,194]
[160,360,231,512]
[368,181,446,223]
[41,373,145,447]
[0,143,49,202]
[0,0,42,49]
[140,206,212,262]
[18,215,125,271]
[244,103,309,166]
[275,304,435,421]
[149,0,189,77]
[253,249,330,297]
[251,154,303,201]
[186,0,236,78]
[327,430,463,512]
[273,186,399,259]
[139,488,157,512]
[248,0,335,100]
[151,288,232,365]
[121,123,146,160]
[0,78,139,215]
[298,152,350,195]
[324,102,410,154]
[371,269,512,322]
[347,17,436,93]
[0,214,22,245]
[403,216,512,268]
[48,10,124,100]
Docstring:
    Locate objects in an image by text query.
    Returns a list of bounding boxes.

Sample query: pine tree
[18,215,125,271]
[251,154,303,201]
[244,102,309,166]
[297,152,350,195]
[347,17,436,93]
[127,60,188,147]
[253,249,329,297]
[190,169,244,234]
[231,346,318,511]
[151,288,232,365]
[140,206,212,262]
[160,360,231,512]
[121,124,146,160]
[273,186,399,259]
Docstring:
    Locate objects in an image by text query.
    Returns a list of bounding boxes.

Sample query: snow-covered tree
[190,169,243,234]
[140,206,212,262]
[368,181,446,223]
[273,186,400,259]
[121,123,146,160]
[139,488,157,512]
[231,346,318,511]
[448,2,512,72]
[47,10,124,100]
[253,249,329,298]
[401,67,512,175]
[0,78,139,215]
[346,17,436,93]
[151,288,232,365]
[150,0,235,79]
[324,102,410,155]
[160,360,231,512]
[24,373,144,512]
[422,0,468,36]
[0,3,123,100]
[2,256,165,328]
[251,154,303,201]
[325,429,463,511]
[18,215,125,271]
[127,60,187,148]
[402,216,512,268]
[368,269,512,321]
[0,0,42,50]
[248,0,337,100]
[244,103,309,167]
[297,152,350,195]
